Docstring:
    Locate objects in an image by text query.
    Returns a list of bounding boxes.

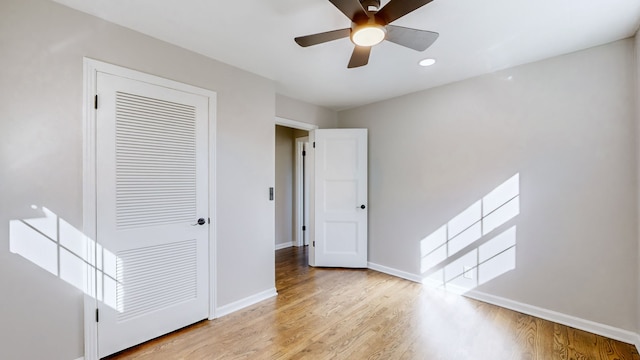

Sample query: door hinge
[302,226,306,231]
[313,142,316,148]
[94,95,98,109]
[313,241,315,247]
[95,308,99,323]
[208,217,210,224]
[302,150,306,156]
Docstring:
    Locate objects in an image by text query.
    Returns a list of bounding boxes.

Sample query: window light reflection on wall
[420,174,520,294]
[9,206,122,312]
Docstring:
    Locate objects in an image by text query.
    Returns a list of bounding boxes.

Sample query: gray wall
[0,0,276,359]
[338,39,638,332]
[276,94,338,128]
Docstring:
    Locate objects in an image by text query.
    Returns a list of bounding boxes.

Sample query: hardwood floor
[106,246,639,360]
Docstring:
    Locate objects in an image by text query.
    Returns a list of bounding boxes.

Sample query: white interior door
[309,129,367,268]
[95,72,209,357]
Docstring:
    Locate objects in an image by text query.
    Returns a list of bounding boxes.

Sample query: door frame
[295,137,309,247]
[82,58,218,360]
[274,117,317,248]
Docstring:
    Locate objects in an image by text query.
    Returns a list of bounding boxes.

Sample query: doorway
[274,118,368,269]
[274,118,317,256]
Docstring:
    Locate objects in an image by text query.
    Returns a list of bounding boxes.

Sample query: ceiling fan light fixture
[351,24,386,47]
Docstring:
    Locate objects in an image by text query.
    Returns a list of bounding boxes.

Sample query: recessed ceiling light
[419,58,436,67]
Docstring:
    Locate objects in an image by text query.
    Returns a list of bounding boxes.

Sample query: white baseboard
[74,357,85,360]
[634,333,640,353]
[367,262,422,283]
[275,242,295,250]
[215,288,278,318]
[465,290,638,346]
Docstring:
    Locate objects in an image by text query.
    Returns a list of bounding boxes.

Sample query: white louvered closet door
[95,72,209,358]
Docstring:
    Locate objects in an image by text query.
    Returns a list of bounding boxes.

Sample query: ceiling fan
[295,0,439,68]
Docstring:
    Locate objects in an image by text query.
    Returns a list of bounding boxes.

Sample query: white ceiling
[53,0,640,110]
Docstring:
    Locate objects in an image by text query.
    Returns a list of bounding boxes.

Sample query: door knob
[360,205,366,209]
[192,218,206,226]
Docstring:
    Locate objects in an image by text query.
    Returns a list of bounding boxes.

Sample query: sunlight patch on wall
[421,174,519,294]
[9,206,122,311]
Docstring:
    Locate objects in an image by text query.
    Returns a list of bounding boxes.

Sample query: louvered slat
[116,239,198,321]
[115,91,197,229]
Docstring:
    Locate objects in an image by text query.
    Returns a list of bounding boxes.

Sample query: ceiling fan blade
[348,46,371,68]
[385,25,439,51]
[329,0,369,22]
[376,0,434,24]
[295,28,351,47]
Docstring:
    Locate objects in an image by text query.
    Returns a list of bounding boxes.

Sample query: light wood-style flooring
[106,246,639,360]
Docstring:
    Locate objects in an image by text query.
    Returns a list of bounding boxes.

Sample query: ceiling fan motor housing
[360,0,381,13]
